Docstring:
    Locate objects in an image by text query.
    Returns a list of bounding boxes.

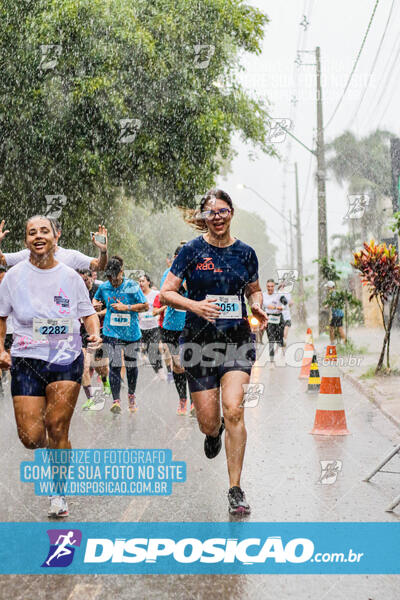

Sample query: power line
[375,43,400,126]
[363,33,400,129]
[325,0,381,130]
[348,0,396,127]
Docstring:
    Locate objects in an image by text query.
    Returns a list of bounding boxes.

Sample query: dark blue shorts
[330,316,343,328]
[180,323,255,393]
[10,352,84,397]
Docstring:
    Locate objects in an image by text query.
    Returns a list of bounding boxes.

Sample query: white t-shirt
[0,277,13,334]
[281,292,292,321]
[262,292,282,315]
[139,289,159,330]
[3,246,92,270]
[0,260,95,364]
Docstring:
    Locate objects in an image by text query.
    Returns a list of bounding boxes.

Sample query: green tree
[0,0,275,248]
[326,129,394,241]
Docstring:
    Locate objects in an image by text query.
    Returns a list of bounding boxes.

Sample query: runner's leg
[12,396,47,449]
[220,370,249,488]
[191,387,221,436]
[45,381,80,449]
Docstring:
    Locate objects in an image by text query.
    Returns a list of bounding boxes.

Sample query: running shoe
[103,379,112,395]
[110,400,122,414]
[177,399,187,415]
[227,486,251,515]
[167,372,174,384]
[82,397,95,410]
[204,418,225,459]
[128,394,137,413]
[48,495,69,518]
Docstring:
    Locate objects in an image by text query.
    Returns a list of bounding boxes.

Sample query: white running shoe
[48,495,69,518]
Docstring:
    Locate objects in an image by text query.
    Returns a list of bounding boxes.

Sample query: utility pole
[316,46,328,333]
[295,163,306,321]
[289,209,294,267]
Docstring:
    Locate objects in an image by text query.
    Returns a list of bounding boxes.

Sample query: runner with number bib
[0,216,101,518]
[94,258,148,414]
[161,189,268,515]
[262,279,284,366]
[138,274,165,381]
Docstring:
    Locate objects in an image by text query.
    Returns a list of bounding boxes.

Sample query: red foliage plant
[353,240,400,302]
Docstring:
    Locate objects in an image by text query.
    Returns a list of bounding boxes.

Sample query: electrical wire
[347,0,396,127]
[375,41,400,126]
[363,33,400,129]
[325,0,381,130]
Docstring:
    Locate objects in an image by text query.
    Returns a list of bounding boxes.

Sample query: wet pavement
[0,342,399,598]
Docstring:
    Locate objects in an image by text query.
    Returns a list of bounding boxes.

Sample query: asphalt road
[0,341,399,599]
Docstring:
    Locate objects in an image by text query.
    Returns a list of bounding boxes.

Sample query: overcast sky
[217,0,400,274]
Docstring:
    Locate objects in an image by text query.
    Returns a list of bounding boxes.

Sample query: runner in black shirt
[161,189,267,515]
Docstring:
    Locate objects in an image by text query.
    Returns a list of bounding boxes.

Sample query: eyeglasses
[199,208,232,221]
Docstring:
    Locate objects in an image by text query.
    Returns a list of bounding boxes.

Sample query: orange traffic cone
[325,345,337,360]
[299,328,314,379]
[311,346,350,435]
[305,327,313,345]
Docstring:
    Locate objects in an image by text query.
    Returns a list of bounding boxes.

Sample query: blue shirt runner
[94,278,147,342]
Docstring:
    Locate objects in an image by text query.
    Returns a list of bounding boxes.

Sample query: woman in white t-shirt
[0,216,101,518]
[138,274,165,380]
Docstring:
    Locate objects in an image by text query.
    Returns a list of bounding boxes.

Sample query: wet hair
[182,189,234,232]
[267,279,275,284]
[140,273,153,287]
[174,241,187,257]
[48,217,62,232]
[25,215,57,239]
[111,254,124,267]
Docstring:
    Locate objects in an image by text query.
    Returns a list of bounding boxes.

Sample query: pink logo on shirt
[54,288,70,315]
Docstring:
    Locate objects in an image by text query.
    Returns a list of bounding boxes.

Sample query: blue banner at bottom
[0,522,399,574]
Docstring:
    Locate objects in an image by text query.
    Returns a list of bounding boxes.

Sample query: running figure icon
[45,531,77,566]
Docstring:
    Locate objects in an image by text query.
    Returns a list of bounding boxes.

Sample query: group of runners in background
[0,189,307,518]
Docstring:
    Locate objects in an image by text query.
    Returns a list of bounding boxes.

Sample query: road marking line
[174,427,192,441]
[68,584,102,600]
[122,497,151,522]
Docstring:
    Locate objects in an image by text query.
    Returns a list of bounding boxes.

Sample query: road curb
[340,369,400,430]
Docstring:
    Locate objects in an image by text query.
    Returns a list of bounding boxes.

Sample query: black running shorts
[179,322,256,393]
